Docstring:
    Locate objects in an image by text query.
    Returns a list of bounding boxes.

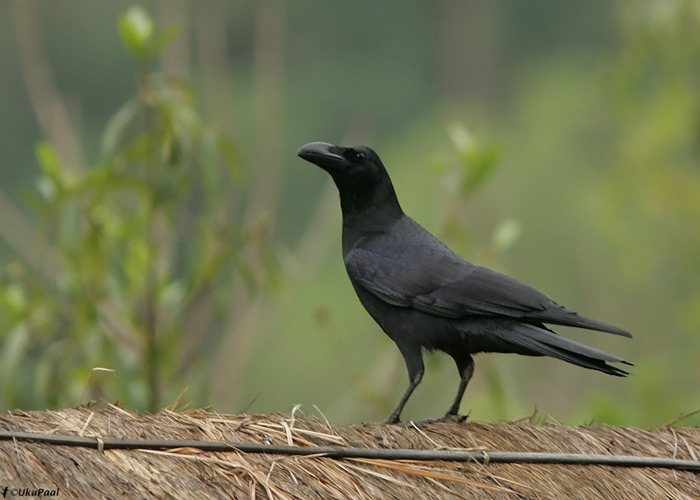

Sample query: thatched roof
[1,405,698,499]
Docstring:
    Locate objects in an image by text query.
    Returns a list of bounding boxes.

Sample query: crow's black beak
[297,142,345,172]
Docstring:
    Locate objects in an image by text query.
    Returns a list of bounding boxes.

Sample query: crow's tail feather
[498,323,632,377]
[528,308,632,338]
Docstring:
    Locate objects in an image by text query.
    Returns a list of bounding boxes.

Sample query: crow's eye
[354,151,366,161]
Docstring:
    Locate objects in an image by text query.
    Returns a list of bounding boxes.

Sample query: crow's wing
[344,217,630,337]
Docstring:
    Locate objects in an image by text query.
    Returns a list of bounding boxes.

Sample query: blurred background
[1,0,698,426]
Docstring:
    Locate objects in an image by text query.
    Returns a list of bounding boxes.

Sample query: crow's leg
[443,353,474,419]
[384,344,424,424]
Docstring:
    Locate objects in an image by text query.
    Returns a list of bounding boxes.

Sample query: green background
[1,0,698,427]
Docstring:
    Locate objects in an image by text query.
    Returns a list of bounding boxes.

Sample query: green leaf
[460,143,501,193]
[1,284,27,316]
[35,141,61,178]
[152,27,179,55]
[447,121,474,152]
[445,122,501,193]
[35,141,62,200]
[101,99,140,158]
[492,218,522,253]
[118,6,154,58]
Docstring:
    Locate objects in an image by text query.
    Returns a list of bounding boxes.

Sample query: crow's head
[297,142,402,221]
[297,142,384,183]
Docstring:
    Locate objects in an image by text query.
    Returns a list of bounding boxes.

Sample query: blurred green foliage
[590,0,700,425]
[0,8,274,411]
[0,1,698,426]
[118,5,176,59]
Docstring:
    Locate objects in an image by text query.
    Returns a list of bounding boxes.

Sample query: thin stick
[1,430,699,471]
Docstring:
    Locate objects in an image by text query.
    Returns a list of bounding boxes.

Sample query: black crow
[297,142,632,424]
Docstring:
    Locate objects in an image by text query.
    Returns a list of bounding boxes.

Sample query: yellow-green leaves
[447,122,501,195]
[118,6,154,58]
[118,6,177,60]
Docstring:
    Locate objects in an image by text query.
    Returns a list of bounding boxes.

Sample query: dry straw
[1,405,699,499]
